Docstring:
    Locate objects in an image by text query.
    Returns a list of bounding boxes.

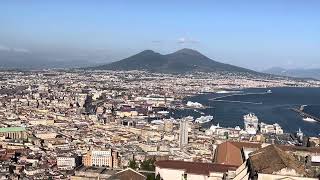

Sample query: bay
[171,87,320,136]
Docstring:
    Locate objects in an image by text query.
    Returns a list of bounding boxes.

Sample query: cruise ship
[195,115,213,124]
[244,113,259,122]
[243,113,259,135]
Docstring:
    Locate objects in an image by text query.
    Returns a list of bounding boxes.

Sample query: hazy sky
[1,0,320,70]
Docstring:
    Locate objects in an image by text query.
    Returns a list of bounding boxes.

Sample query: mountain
[263,67,320,80]
[92,48,257,74]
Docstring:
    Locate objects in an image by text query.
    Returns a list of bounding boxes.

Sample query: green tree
[145,173,160,180]
[146,174,154,180]
[155,173,161,180]
[140,158,156,171]
[128,159,138,170]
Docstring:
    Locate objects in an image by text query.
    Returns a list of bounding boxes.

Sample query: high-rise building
[179,119,188,148]
[112,151,120,168]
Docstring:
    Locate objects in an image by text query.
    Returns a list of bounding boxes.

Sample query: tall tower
[179,119,188,148]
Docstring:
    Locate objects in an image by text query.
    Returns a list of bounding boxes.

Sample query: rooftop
[215,141,262,166]
[108,168,146,180]
[277,144,320,154]
[249,145,307,176]
[155,160,237,175]
[0,127,26,133]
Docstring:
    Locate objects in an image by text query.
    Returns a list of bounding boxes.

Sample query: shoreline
[174,87,320,136]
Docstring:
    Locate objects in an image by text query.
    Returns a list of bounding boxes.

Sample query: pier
[213,100,262,105]
[291,107,320,123]
[209,91,271,101]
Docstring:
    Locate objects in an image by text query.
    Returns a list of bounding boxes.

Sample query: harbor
[177,87,320,136]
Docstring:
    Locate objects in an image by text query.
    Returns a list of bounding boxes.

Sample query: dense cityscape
[0,70,319,179]
[2,1,320,179]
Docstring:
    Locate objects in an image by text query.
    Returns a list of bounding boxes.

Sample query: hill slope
[93,48,257,74]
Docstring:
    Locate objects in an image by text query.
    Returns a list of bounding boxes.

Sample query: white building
[57,156,81,170]
[259,122,283,134]
[91,150,113,167]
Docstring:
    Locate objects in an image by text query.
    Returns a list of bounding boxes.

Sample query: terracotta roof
[108,168,146,180]
[249,145,307,176]
[229,141,262,149]
[0,154,12,161]
[277,145,320,154]
[155,160,237,175]
[215,141,243,166]
[215,141,262,167]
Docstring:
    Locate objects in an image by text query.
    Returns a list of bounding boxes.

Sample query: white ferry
[303,117,317,122]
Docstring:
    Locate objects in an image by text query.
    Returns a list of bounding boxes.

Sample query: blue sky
[0,0,320,69]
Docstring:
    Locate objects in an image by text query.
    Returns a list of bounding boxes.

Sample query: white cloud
[177,37,199,44]
[12,48,30,53]
[0,44,31,53]
[0,45,10,51]
[178,38,186,43]
[151,40,162,43]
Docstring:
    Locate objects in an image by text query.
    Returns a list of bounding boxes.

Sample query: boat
[186,101,203,108]
[267,89,272,93]
[216,90,231,94]
[184,116,194,122]
[195,115,213,124]
[215,90,242,94]
[302,117,317,122]
[193,109,205,115]
[243,113,259,135]
[151,120,164,124]
[157,111,169,115]
[210,123,220,130]
[243,113,259,122]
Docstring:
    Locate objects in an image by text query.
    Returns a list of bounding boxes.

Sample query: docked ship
[195,115,213,124]
[193,109,205,115]
[243,113,259,135]
[303,117,317,122]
